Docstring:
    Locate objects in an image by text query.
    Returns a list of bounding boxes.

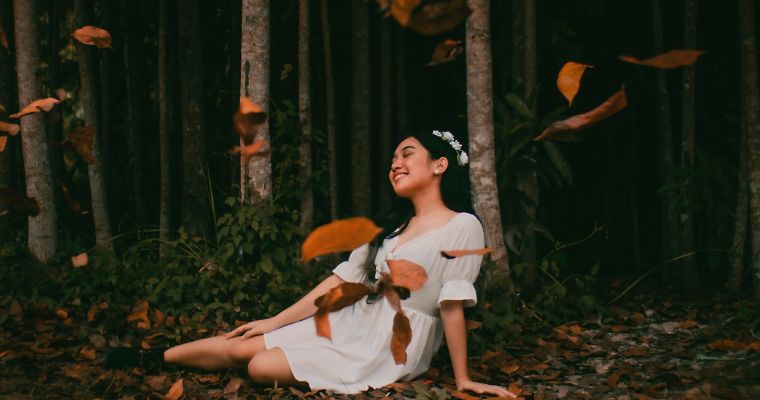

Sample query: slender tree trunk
[125,1,149,225]
[298,0,313,231]
[47,0,65,194]
[240,0,272,204]
[321,0,338,220]
[178,0,210,237]
[351,0,370,215]
[75,0,112,249]
[679,0,699,290]
[738,0,760,297]
[510,0,525,93]
[13,0,57,261]
[651,0,678,267]
[158,0,171,258]
[378,18,392,212]
[729,116,749,291]
[519,0,538,289]
[0,0,13,188]
[466,0,513,289]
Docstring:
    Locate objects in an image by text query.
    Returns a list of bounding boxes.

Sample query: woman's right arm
[224,273,346,339]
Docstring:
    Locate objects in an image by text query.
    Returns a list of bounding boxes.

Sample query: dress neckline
[387,212,464,255]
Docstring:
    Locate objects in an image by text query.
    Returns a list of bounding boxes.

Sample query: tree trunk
[321,0,338,220]
[679,0,699,290]
[125,0,148,225]
[178,0,210,237]
[13,0,57,261]
[240,0,272,204]
[158,0,172,258]
[729,114,749,291]
[738,0,760,297]
[379,18,393,212]
[466,0,513,289]
[651,0,678,268]
[351,0,370,215]
[298,0,314,231]
[75,0,112,250]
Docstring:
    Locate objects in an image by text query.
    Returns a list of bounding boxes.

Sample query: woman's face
[388,136,444,198]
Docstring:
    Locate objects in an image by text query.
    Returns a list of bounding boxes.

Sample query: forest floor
[1,294,759,400]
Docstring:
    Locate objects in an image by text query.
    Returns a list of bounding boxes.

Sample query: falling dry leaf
[314,283,371,339]
[441,247,493,258]
[387,259,428,290]
[0,136,7,152]
[127,300,151,330]
[394,0,471,35]
[60,126,94,164]
[388,0,421,26]
[0,188,40,216]
[233,97,267,144]
[71,253,88,268]
[164,378,183,400]
[390,311,412,364]
[465,320,482,330]
[557,62,593,105]
[618,49,704,69]
[534,86,627,141]
[10,98,61,119]
[72,26,112,48]
[0,121,20,136]
[427,39,463,66]
[301,217,382,262]
[229,140,266,163]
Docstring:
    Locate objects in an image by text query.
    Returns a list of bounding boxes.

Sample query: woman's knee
[228,336,265,366]
[247,353,269,383]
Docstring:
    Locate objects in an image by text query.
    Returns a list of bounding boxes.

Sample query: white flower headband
[432,130,468,166]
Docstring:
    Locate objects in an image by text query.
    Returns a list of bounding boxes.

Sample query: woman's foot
[103,347,168,372]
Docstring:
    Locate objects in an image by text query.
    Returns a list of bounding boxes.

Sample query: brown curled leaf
[390,311,412,364]
[60,126,95,164]
[301,217,382,262]
[0,121,20,136]
[534,86,627,142]
[618,49,704,69]
[440,247,493,259]
[314,283,371,339]
[556,62,593,106]
[387,259,427,290]
[10,98,61,119]
[72,25,112,48]
[427,39,463,66]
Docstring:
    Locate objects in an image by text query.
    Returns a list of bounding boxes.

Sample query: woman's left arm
[440,300,516,398]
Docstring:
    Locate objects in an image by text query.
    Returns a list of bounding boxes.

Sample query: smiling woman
[104,131,515,398]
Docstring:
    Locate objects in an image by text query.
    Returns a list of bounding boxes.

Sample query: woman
[106,130,515,398]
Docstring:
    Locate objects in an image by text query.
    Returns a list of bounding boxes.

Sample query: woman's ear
[435,157,449,173]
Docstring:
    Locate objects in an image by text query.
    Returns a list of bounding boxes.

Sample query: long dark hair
[362,131,478,281]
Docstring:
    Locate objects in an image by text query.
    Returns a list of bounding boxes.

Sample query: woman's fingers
[225,322,255,339]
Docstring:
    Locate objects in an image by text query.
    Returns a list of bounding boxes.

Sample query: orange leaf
[389,0,421,26]
[60,126,94,164]
[10,98,61,119]
[87,304,99,321]
[301,217,382,262]
[0,121,20,136]
[387,259,427,290]
[0,187,40,216]
[164,378,183,400]
[534,86,627,141]
[71,253,88,268]
[127,300,151,330]
[618,49,704,69]
[390,311,412,364]
[405,0,471,36]
[230,140,266,163]
[465,320,482,330]
[55,308,69,319]
[313,283,371,339]
[223,377,244,394]
[556,62,592,105]
[233,97,267,144]
[79,345,96,360]
[500,365,520,374]
[441,247,493,258]
[72,26,112,48]
[508,382,523,395]
[0,136,6,152]
[427,39,463,66]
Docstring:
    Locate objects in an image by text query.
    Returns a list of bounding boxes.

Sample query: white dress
[263,212,485,394]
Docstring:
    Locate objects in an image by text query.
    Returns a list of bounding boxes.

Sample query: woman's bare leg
[247,348,303,387]
[164,335,266,370]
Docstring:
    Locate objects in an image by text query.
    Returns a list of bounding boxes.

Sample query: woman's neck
[410,187,450,218]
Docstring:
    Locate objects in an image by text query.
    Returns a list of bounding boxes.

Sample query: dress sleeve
[331,243,370,283]
[437,215,486,308]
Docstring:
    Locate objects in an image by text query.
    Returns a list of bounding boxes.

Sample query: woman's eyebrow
[391,146,416,160]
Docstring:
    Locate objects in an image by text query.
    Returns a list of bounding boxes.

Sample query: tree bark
[75,0,112,250]
[178,0,211,237]
[679,0,699,290]
[13,0,57,261]
[738,0,760,297]
[466,0,513,289]
[321,0,338,220]
[125,0,149,225]
[298,0,314,231]
[651,0,678,267]
[351,0,371,215]
[158,0,172,258]
[240,0,272,204]
[379,17,393,212]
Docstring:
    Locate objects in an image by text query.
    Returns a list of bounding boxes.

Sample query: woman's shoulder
[452,212,483,230]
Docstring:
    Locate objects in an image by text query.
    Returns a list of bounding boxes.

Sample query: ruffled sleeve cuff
[332,261,365,283]
[437,280,478,308]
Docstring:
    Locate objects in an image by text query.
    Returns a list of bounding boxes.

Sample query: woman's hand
[224,317,281,340]
[457,379,517,398]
